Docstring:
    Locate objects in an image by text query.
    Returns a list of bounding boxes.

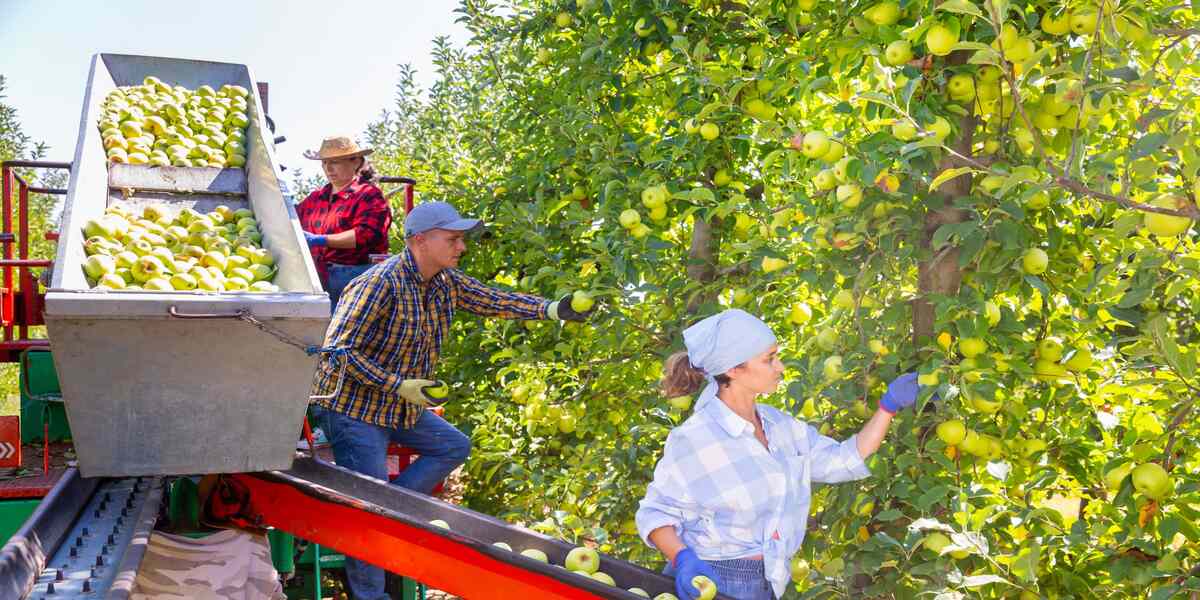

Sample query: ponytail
[661,351,707,398]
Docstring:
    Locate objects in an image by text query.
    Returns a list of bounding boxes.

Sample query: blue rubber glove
[880,372,920,413]
[673,548,721,600]
[304,231,328,247]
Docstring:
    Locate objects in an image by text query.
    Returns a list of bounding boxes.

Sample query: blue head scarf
[682,309,778,411]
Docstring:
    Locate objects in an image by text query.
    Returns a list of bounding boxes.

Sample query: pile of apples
[97,76,252,168]
[428,518,699,599]
[80,203,279,293]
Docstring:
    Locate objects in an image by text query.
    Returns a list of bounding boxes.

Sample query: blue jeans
[326,263,374,313]
[664,557,776,600]
[309,406,471,600]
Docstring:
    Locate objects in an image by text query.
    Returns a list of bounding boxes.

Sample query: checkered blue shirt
[636,399,870,598]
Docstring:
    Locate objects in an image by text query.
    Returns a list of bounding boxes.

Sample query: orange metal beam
[230,473,611,600]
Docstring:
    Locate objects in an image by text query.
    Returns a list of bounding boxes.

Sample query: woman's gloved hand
[673,547,721,600]
[879,372,920,413]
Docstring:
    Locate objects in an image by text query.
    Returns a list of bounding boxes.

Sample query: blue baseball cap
[404,201,482,237]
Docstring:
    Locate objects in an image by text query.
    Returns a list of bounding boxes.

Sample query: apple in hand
[691,575,717,600]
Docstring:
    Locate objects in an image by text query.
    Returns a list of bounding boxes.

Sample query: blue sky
[0,0,470,180]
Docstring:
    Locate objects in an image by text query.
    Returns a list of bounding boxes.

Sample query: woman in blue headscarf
[636,309,922,600]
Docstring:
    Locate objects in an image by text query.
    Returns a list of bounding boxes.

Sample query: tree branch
[1052,176,1200,218]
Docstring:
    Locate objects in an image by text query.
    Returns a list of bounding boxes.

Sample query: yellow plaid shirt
[312,248,550,429]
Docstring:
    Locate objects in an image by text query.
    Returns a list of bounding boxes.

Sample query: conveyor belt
[1,457,736,599]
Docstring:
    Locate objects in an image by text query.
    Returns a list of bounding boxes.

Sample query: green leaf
[1023,275,1050,299]
[900,137,944,154]
[1105,66,1140,82]
[1129,133,1168,160]
[959,574,1010,588]
[936,0,985,18]
[930,167,977,192]
[1150,314,1193,379]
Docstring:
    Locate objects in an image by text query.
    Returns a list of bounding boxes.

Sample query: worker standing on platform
[296,136,392,311]
[636,309,924,600]
[309,200,594,600]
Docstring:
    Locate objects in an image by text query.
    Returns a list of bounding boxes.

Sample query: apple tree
[366,0,1199,596]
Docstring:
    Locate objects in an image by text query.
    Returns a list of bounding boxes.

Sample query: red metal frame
[0,160,69,362]
[229,471,610,600]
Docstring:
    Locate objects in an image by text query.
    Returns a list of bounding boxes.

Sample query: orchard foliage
[365,0,1200,596]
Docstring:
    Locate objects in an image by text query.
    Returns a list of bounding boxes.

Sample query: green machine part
[19,349,70,443]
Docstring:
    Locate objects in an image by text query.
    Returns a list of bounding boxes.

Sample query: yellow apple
[1143,194,1194,237]
[925,24,959,56]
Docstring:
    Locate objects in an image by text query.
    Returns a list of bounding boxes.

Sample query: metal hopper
[45,53,330,477]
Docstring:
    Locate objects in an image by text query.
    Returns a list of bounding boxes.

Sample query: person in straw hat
[296,135,392,310]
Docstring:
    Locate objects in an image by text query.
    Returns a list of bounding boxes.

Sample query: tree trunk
[912,58,976,349]
[686,214,721,315]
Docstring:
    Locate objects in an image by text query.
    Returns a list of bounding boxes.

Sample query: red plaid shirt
[297,178,393,282]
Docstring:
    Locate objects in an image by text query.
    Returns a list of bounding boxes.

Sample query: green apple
[699,122,719,140]
[519,548,548,563]
[591,571,615,586]
[247,263,273,282]
[832,289,855,310]
[958,337,986,358]
[865,1,900,25]
[1104,461,1134,490]
[667,395,692,410]
[883,40,913,65]
[813,169,837,191]
[429,519,450,530]
[1034,359,1070,383]
[927,116,952,143]
[1064,346,1093,372]
[252,249,275,267]
[1021,248,1048,275]
[800,131,831,158]
[492,541,512,551]
[143,277,173,291]
[925,24,959,56]
[1131,463,1171,500]
[936,420,966,446]
[891,120,917,141]
[691,575,717,600]
[96,273,126,289]
[836,183,863,208]
[248,281,278,293]
[1069,10,1098,35]
[947,74,975,101]
[570,290,595,312]
[640,185,668,208]
[815,327,838,351]
[169,272,198,290]
[788,302,812,325]
[83,254,118,280]
[201,251,228,271]
[131,255,166,282]
[197,276,223,292]
[1144,194,1193,237]
[761,256,788,273]
[565,546,600,573]
[822,355,844,381]
[628,588,650,598]
[220,276,247,291]
[819,139,844,163]
[1037,337,1064,361]
[618,209,641,229]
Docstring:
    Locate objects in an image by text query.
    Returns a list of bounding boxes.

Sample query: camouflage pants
[131,529,285,600]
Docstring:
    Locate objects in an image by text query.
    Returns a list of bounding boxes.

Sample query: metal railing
[0,160,70,360]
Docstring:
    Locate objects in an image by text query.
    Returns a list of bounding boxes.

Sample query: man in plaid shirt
[309,200,593,600]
